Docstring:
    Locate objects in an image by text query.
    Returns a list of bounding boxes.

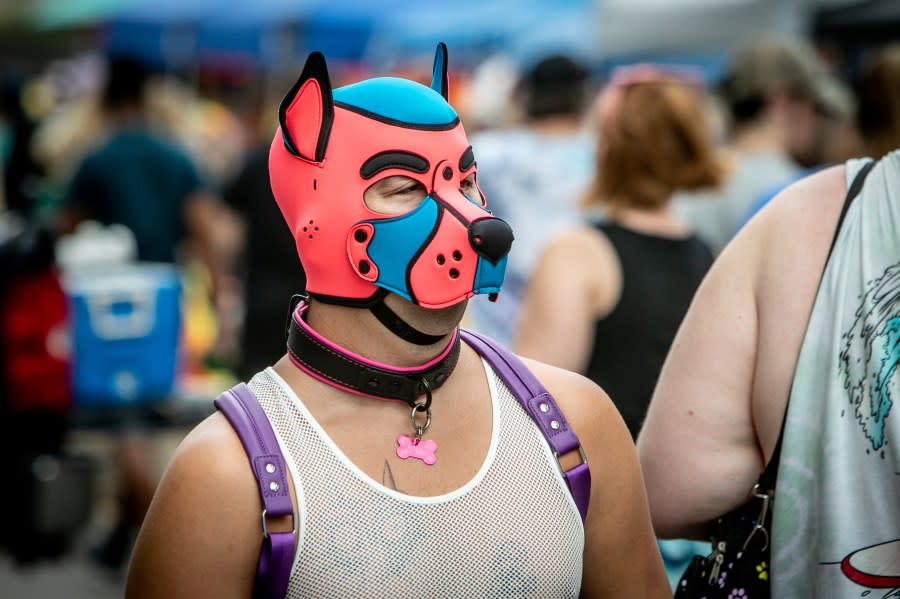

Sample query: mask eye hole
[364,175,428,215]
[460,173,485,207]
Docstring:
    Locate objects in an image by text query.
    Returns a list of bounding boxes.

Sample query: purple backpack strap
[460,329,591,522]
[214,383,295,599]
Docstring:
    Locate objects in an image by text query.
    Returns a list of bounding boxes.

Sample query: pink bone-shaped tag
[396,434,437,465]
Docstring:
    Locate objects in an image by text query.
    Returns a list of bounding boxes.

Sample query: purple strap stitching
[228,386,269,453]
[214,384,295,599]
[220,384,292,516]
[460,330,579,453]
[459,329,590,521]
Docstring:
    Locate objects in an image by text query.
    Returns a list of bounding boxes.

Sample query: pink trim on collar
[290,300,458,391]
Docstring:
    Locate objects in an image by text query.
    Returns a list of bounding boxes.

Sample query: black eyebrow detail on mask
[360,151,431,180]
[459,146,476,172]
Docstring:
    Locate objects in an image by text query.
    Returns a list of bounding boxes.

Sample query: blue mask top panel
[333,77,458,127]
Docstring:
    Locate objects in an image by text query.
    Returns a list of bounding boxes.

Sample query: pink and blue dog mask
[269,44,514,310]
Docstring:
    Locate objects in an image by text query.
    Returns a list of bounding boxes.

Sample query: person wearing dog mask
[126,45,668,599]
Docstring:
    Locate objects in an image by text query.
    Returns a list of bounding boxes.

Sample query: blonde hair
[585,77,725,211]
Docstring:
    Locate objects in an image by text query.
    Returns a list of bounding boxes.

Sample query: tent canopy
[26,0,867,78]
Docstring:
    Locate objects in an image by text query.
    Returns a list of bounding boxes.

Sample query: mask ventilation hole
[452,250,462,261]
[436,254,446,265]
[449,268,459,279]
[303,219,318,239]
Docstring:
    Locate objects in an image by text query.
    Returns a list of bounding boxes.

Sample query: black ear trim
[279,51,334,162]
[431,42,449,100]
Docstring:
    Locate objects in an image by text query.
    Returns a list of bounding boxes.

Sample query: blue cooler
[66,263,182,406]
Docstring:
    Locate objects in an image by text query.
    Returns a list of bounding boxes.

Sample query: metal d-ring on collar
[411,378,433,440]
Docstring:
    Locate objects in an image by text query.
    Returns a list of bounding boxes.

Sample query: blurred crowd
[1,28,900,595]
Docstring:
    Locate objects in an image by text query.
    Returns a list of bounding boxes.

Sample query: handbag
[674,454,776,598]
[674,159,877,599]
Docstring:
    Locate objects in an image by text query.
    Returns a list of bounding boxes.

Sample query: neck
[529,114,583,136]
[304,298,458,368]
[729,120,786,154]
[107,105,146,127]
[608,204,689,238]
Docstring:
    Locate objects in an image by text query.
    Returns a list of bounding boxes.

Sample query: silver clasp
[741,483,772,552]
[260,508,297,539]
[707,540,727,584]
[410,377,433,441]
[553,446,588,478]
[410,402,432,440]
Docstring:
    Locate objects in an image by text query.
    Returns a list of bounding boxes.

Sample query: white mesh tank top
[248,360,584,598]
[772,153,900,596]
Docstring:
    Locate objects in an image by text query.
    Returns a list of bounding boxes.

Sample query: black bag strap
[759,158,876,491]
[828,160,877,263]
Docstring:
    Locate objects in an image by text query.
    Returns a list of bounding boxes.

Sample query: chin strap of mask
[369,298,448,346]
[290,292,450,347]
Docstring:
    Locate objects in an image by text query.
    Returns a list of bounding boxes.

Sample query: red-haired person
[516,65,725,440]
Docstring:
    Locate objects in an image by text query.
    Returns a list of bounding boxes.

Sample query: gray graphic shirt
[773,154,900,596]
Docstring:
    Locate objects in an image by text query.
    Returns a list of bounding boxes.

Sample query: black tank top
[584,223,713,439]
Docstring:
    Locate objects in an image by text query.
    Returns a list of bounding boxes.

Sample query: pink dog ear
[279,52,334,163]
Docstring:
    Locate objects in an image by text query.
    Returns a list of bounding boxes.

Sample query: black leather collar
[286,305,460,407]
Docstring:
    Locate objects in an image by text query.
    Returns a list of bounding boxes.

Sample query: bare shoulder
[517,357,670,596]
[180,411,250,460]
[126,413,261,599]
[752,164,849,296]
[517,357,641,500]
[162,412,258,498]
[541,224,616,268]
[519,356,624,441]
[516,225,619,372]
[750,164,847,255]
[524,226,613,309]
[764,163,846,215]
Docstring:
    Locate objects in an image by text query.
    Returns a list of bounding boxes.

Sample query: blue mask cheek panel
[473,255,508,294]
[365,198,439,301]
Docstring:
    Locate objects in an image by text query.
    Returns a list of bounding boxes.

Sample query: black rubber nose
[468,217,514,265]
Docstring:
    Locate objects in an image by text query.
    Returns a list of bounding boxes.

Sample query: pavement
[0,423,191,599]
[0,548,126,599]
